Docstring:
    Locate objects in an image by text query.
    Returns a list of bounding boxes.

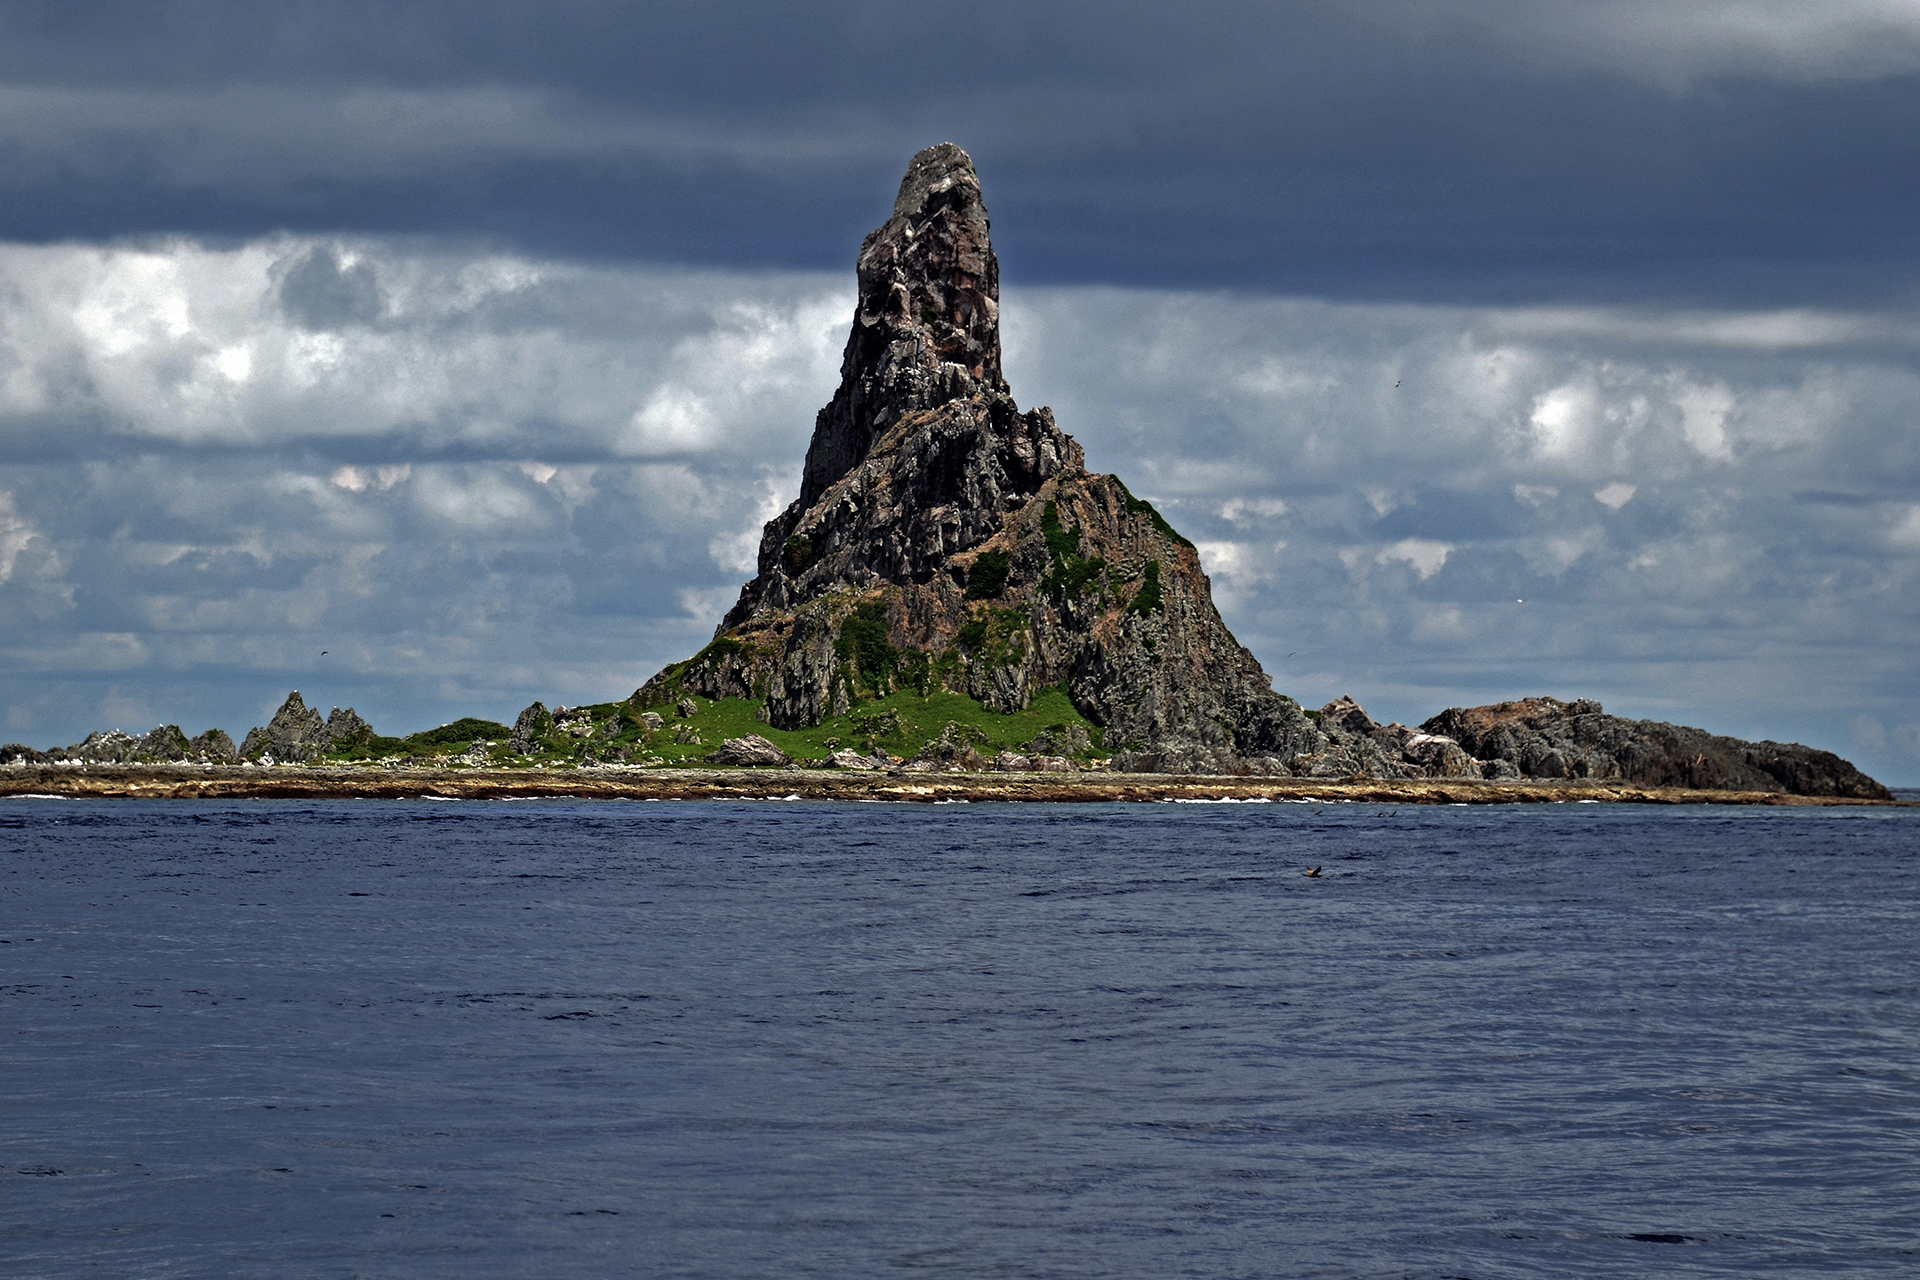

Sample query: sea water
[2,797,1916,1278]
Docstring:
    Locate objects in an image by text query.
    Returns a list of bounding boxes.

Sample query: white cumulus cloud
[1376,539,1454,579]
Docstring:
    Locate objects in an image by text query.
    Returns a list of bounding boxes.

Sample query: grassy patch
[627,683,1102,765]
[408,718,512,748]
[1128,560,1163,615]
[956,606,1029,667]
[835,601,898,692]
[318,680,1105,770]
[321,716,512,763]
[697,636,745,662]
[1040,501,1109,600]
[325,735,412,761]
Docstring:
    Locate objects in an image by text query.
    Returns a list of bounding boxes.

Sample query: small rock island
[615,143,1888,800]
[0,145,1895,803]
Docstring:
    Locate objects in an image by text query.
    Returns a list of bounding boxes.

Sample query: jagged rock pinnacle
[799,142,1004,509]
[641,141,1324,769]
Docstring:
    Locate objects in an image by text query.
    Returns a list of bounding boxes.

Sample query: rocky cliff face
[638,143,1325,772]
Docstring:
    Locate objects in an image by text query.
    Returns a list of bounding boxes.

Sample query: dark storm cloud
[277,246,384,329]
[3,2,1920,304]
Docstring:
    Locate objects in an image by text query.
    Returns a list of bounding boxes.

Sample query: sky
[2,1,1918,783]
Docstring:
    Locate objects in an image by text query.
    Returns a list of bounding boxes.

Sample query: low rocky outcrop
[7,726,230,765]
[1244,693,1889,798]
[325,708,374,750]
[510,702,554,755]
[1421,697,1892,799]
[825,748,889,770]
[240,691,377,762]
[5,725,238,765]
[705,734,792,767]
[193,729,239,761]
[1026,724,1092,757]
[1284,695,1483,780]
[910,723,989,772]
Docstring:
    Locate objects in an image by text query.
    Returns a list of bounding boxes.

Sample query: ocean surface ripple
[3,798,1916,1278]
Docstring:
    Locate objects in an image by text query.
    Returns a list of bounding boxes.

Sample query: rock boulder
[706,734,792,767]
[510,702,553,754]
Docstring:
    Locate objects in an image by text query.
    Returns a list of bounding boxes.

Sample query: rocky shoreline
[0,763,1905,806]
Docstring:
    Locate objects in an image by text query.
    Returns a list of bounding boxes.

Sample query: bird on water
[1304,866,1322,878]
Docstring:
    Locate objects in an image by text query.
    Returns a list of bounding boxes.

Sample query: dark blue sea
[3,796,1917,1278]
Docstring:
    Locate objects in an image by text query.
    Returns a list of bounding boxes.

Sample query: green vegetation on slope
[322,683,1103,769]
[1128,559,1163,615]
[1039,501,1109,601]
[835,601,899,692]
[627,684,1101,765]
[963,549,1011,599]
[324,716,514,762]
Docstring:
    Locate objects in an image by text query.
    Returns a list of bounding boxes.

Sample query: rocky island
[0,145,1896,804]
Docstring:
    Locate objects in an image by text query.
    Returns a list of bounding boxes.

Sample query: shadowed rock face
[799,142,1005,512]
[642,143,1325,772]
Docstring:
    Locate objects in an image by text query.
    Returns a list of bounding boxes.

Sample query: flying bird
[1304,866,1322,878]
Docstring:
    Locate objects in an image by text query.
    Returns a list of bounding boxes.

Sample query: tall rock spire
[799,142,1006,509]
[642,143,1330,773]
